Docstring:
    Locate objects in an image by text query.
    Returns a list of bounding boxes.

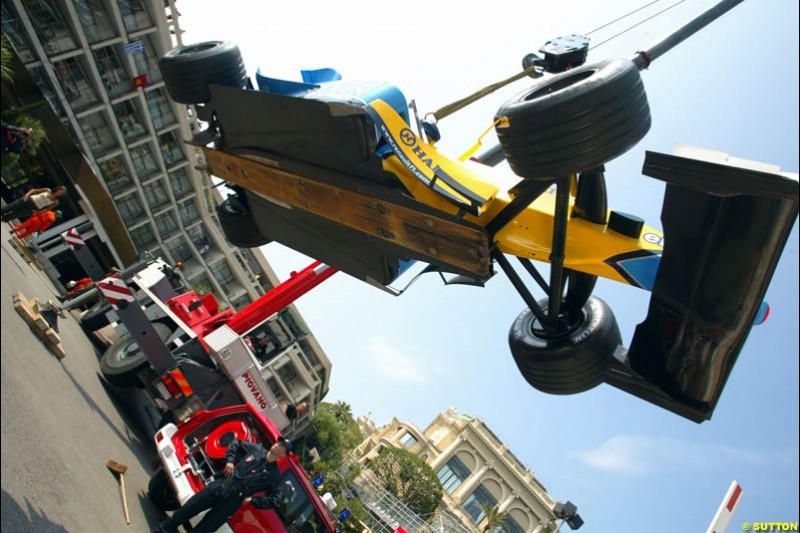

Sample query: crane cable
[428,0,681,123]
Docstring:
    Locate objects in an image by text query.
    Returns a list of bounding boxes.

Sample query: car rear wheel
[495,59,650,179]
[217,195,272,248]
[99,323,172,387]
[148,467,180,511]
[159,40,247,105]
[509,296,620,394]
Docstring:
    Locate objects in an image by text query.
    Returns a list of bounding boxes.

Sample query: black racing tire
[159,41,247,105]
[495,59,650,179]
[79,301,111,332]
[217,195,272,248]
[509,296,620,395]
[148,467,180,511]
[99,323,172,387]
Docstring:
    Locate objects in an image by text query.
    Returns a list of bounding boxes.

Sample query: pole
[632,0,746,70]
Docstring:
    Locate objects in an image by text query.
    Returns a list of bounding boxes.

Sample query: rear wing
[606,146,798,422]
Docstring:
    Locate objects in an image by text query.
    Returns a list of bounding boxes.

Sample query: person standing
[153,436,294,533]
[12,209,62,239]
[2,185,67,221]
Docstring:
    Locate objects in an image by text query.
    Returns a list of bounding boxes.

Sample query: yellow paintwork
[372,99,664,286]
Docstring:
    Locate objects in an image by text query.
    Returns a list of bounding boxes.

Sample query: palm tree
[331,401,353,422]
[481,503,508,533]
[1,33,13,83]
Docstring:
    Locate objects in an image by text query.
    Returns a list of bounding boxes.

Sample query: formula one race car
[158,35,798,423]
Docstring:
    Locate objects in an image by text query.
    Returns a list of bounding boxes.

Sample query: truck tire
[509,296,620,394]
[79,300,111,332]
[99,323,172,387]
[148,467,180,511]
[218,195,272,248]
[495,59,650,179]
[159,41,247,105]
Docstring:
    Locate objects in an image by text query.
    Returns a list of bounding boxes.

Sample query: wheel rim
[529,307,586,340]
[121,340,141,361]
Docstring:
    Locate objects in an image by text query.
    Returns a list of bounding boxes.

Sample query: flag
[132,74,149,89]
[123,40,144,56]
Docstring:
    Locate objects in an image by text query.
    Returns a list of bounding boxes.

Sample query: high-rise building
[1,0,331,437]
[355,408,580,532]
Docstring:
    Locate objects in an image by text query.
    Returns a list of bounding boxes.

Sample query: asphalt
[1,222,169,533]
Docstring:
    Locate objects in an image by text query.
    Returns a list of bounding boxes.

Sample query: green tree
[331,401,353,422]
[1,33,13,83]
[369,446,443,516]
[481,503,508,532]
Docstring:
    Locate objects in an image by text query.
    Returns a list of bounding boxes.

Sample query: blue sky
[178,1,798,531]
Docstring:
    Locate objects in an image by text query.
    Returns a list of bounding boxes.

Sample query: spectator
[12,209,62,239]
[1,123,34,155]
[2,185,67,222]
[282,401,309,421]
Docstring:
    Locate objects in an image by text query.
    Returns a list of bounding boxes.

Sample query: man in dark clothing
[154,436,294,533]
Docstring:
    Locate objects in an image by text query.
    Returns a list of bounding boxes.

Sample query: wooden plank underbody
[203,148,490,276]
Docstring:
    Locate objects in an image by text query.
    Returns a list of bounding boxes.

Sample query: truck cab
[151,402,338,532]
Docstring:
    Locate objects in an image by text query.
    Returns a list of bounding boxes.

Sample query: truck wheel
[509,296,620,394]
[148,467,180,511]
[159,41,247,105]
[218,195,272,248]
[495,59,650,179]
[100,323,172,387]
[79,300,111,332]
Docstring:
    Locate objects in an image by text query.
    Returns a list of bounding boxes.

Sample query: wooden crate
[13,291,66,360]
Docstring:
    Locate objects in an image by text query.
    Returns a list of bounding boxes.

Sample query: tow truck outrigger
[158,0,798,423]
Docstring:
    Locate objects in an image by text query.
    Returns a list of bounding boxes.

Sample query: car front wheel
[509,296,620,394]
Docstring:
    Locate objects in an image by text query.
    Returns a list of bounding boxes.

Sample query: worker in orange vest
[66,277,94,294]
[12,209,62,239]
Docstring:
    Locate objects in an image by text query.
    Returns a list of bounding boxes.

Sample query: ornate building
[355,408,580,532]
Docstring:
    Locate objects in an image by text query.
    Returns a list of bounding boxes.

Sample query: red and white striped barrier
[62,228,85,249]
[97,275,135,308]
[706,481,743,533]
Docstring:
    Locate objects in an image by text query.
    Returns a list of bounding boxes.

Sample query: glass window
[179,200,200,226]
[116,193,145,223]
[78,111,116,157]
[166,238,193,262]
[399,431,418,449]
[159,130,185,167]
[154,212,178,238]
[266,377,284,401]
[74,0,117,44]
[277,363,297,383]
[494,516,526,533]
[23,0,77,56]
[143,179,170,209]
[210,260,235,285]
[52,57,99,112]
[129,224,156,250]
[131,35,162,82]
[1,4,36,63]
[118,0,152,33]
[94,45,131,99]
[98,155,132,194]
[462,485,497,524]
[437,456,471,495]
[169,167,193,199]
[112,100,147,142]
[146,88,177,130]
[28,66,66,118]
[232,294,252,311]
[129,143,160,179]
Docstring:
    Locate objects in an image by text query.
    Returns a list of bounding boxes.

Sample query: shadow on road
[1,489,69,533]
